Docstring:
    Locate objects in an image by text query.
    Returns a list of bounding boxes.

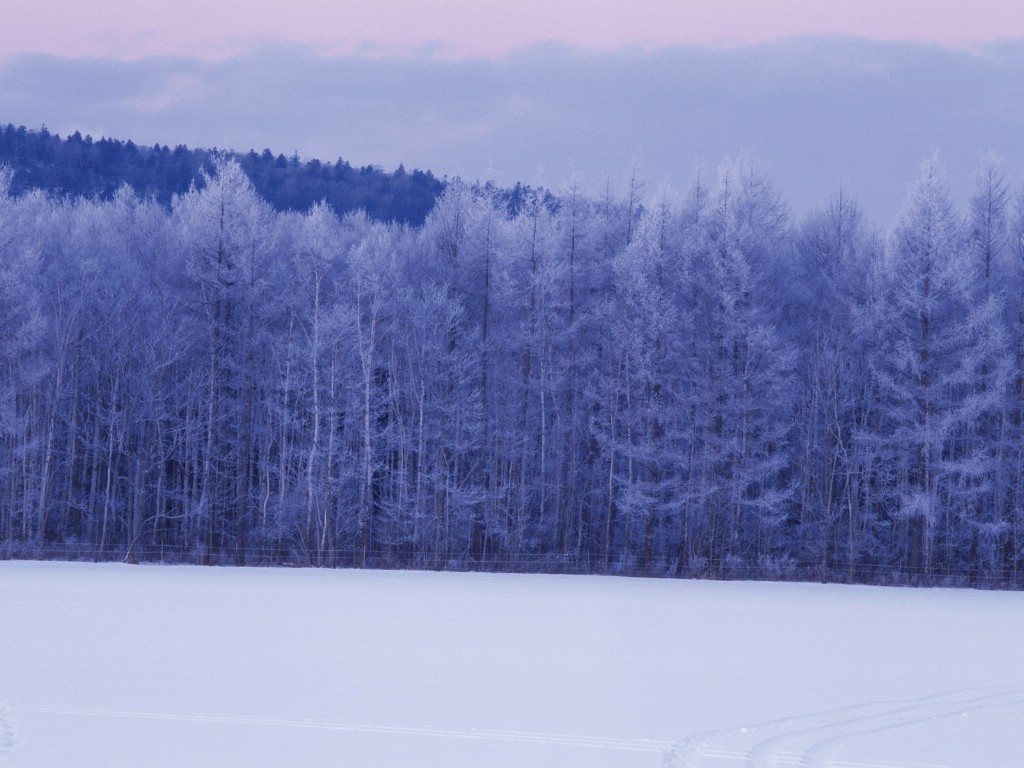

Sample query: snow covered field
[0,562,1022,767]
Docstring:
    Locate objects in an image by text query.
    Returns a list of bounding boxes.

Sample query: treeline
[0,123,443,224]
[1,153,1023,587]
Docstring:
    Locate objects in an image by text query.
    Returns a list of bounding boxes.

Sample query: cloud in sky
[4,0,1022,228]
[2,38,1022,225]
[3,0,1024,60]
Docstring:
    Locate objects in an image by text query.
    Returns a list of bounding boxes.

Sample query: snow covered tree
[0,172,48,547]
[683,159,797,574]
[864,156,1010,581]
[599,188,689,570]
[1005,178,1024,582]
[174,156,278,563]
[792,189,876,580]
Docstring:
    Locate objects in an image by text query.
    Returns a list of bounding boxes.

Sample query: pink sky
[5,0,1023,59]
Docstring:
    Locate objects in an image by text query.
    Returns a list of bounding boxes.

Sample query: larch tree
[792,189,874,580]
[0,171,48,547]
[686,158,796,572]
[605,188,689,570]
[965,154,1013,579]
[1006,180,1024,581]
[173,156,278,563]
[866,155,1010,581]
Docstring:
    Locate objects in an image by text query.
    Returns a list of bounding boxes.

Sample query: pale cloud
[3,1,1024,61]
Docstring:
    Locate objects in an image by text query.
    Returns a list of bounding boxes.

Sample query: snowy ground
[0,562,1022,767]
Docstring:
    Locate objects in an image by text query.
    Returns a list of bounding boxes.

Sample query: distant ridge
[0,123,445,225]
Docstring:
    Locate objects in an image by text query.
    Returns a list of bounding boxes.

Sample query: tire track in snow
[664,685,1024,768]
[0,702,15,760]
[796,688,1024,768]
[741,688,1015,768]
[7,703,672,754]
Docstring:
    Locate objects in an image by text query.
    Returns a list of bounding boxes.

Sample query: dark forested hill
[0,123,444,224]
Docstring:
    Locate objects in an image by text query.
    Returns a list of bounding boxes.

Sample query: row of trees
[0,123,443,224]
[1,153,1022,586]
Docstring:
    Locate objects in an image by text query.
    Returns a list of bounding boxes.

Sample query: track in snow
[0,702,14,759]
[664,686,1024,768]
[6,702,673,755]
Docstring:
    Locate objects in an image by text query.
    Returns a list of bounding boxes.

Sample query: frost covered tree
[864,156,1010,581]
[1005,178,1024,582]
[792,189,876,580]
[968,154,1010,299]
[174,156,278,563]
[0,171,48,545]
[964,155,1014,579]
[1,150,1022,585]
[601,189,688,569]
[684,159,797,573]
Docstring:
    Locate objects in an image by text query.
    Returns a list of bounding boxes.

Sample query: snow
[0,562,1022,767]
